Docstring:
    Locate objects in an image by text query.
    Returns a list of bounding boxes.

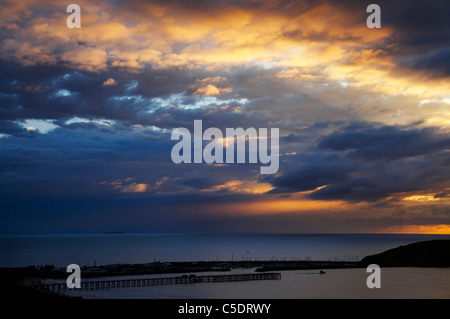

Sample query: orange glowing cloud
[102,77,117,86]
[2,0,449,104]
[202,180,274,195]
[218,198,350,215]
[1,1,395,72]
[403,195,440,202]
[120,183,148,193]
[401,191,450,204]
[1,0,449,130]
[193,84,232,96]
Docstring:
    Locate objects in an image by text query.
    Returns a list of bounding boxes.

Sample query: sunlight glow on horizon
[218,198,350,215]
[375,224,450,234]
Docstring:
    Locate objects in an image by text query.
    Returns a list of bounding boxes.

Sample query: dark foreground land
[361,239,450,267]
[2,239,449,299]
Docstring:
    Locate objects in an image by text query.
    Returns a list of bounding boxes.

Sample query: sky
[0,0,449,234]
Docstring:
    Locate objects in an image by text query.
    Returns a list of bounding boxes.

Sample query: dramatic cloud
[268,122,450,202]
[317,123,450,160]
[0,0,449,234]
[103,78,117,86]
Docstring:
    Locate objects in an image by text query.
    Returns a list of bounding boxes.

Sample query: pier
[40,273,281,291]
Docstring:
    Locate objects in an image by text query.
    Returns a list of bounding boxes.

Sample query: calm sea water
[0,233,449,267]
[2,233,449,299]
[60,267,450,299]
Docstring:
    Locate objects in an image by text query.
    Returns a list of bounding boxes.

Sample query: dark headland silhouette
[361,239,450,267]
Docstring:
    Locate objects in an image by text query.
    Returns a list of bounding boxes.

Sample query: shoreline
[2,260,359,299]
[3,239,449,299]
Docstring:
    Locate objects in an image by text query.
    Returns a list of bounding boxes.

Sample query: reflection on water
[2,233,448,299]
[61,267,450,299]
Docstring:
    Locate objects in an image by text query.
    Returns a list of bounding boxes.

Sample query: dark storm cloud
[0,0,449,235]
[411,47,450,77]
[0,113,265,203]
[0,60,278,133]
[0,123,173,198]
[268,153,353,193]
[0,62,173,124]
[268,122,450,202]
[380,0,450,77]
[435,190,450,199]
[315,0,450,77]
[0,120,36,137]
[317,122,450,160]
[376,0,450,47]
[333,0,450,43]
[180,176,222,190]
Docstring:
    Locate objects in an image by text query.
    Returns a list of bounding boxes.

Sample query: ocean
[1,233,449,268]
[60,267,450,299]
[2,233,449,299]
